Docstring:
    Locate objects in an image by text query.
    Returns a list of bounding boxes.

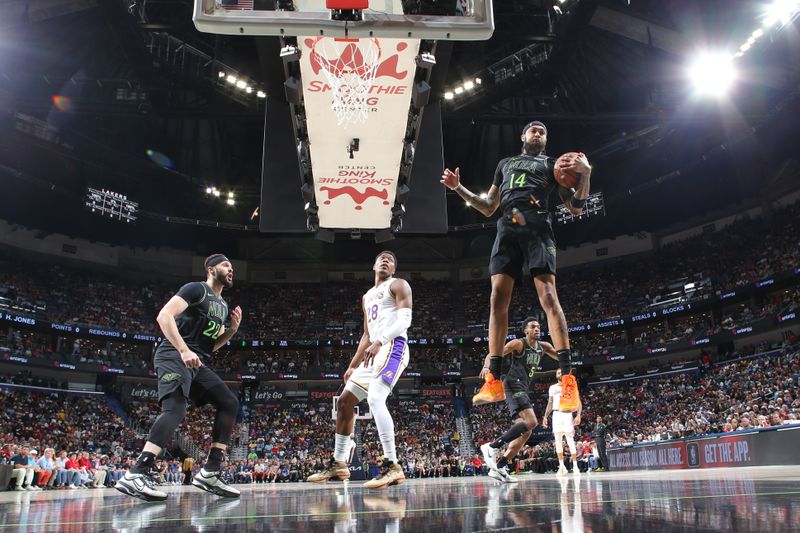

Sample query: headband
[522,120,547,136]
[205,254,230,269]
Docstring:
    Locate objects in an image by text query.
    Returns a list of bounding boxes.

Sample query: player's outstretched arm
[541,341,559,362]
[480,339,523,379]
[441,167,500,217]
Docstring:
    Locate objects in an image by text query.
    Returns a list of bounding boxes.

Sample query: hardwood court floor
[1,466,799,532]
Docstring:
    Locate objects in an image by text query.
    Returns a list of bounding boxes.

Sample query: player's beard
[523,140,544,155]
[215,267,233,288]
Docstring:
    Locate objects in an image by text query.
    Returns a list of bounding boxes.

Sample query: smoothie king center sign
[299,37,420,229]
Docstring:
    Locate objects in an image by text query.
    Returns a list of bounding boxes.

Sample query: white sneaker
[192,469,240,498]
[115,472,168,502]
[557,464,568,476]
[488,466,516,484]
[481,443,499,471]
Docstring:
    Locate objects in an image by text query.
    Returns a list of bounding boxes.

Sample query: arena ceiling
[0,0,798,259]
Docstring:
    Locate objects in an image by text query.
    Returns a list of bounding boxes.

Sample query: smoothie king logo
[319,167,393,210]
[305,38,413,87]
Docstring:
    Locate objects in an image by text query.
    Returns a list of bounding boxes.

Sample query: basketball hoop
[309,37,381,127]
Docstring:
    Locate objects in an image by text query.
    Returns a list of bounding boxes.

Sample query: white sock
[559,459,565,468]
[333,433,351,463]
[367,381,397,463]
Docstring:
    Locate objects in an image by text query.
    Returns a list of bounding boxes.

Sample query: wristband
[570,197,586,209]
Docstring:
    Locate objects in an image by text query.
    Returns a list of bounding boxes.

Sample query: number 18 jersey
[363,277,407,344]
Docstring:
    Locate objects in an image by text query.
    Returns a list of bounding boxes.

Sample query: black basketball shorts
[154,348,226,406]
[489,211,557,280]
[503,377,534,418]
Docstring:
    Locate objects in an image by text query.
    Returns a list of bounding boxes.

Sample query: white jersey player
[543,368,582,475]
[308,251,412,489]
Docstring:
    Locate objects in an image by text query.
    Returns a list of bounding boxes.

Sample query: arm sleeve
[175,282,206,307]
[377,308,412,346]
[492,159,506,188]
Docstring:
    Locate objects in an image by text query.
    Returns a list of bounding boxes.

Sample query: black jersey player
[442,121,591,412]
[116,254,242,501]
[478,318,557,482]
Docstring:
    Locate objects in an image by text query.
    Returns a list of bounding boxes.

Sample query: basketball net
[310,37,381,127]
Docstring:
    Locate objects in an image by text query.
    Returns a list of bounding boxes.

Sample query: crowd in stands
[1,202,797,345]
[585,345,800,447]
[0,385,145,490]
[462,201,800,330]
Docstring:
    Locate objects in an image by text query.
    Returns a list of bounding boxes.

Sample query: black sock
[488,356,503,378]
[497,456,509,469]
[491,422,530,448]
[556,349,571,376]
[205,447,225,472]
[131,451,156,475]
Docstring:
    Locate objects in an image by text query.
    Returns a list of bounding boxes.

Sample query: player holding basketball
[441,121,591,412]
[479,318,558,483]
[307,251,412,489]
[543,368,582,475]
[116,254,241,501]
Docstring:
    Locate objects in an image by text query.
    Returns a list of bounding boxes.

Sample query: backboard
[194,0,494,40]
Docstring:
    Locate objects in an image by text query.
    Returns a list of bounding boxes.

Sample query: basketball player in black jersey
[442,121,591,411]
[116,254,242,501]
[478,317,557,482]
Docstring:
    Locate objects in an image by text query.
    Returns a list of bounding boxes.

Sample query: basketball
[554,152,583,189]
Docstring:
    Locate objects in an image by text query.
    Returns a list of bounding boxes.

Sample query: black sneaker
[115,471,168,502]
[192,468,240,498]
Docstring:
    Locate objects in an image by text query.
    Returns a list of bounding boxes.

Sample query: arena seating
[0,202,797,343]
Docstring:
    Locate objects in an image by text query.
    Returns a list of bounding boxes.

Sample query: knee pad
[162,392,188,418]
[147,392,188,447]
[208,384,239,415]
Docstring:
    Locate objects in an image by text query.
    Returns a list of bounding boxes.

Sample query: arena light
[464,80,475,90]
[687,52,737,97]
[257,90,267,98]
[479,192,488,199]
[226,198,235,206]
[764,0,800,27]
[245,86,253,94]
[218,71,225,78]
[236,80,247,89]
[454,86,464,95]
[213,188,221,197]
[475,77,482,85]
[444,91,454,100]
[226,75,237,84]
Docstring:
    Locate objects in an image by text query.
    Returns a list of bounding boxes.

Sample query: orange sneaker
[559,372,580,412]
[472,374,505,406]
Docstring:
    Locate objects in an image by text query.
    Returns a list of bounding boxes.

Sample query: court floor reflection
[1,466,799,532]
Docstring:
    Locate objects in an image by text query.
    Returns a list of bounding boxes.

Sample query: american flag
[220,0,254,11]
